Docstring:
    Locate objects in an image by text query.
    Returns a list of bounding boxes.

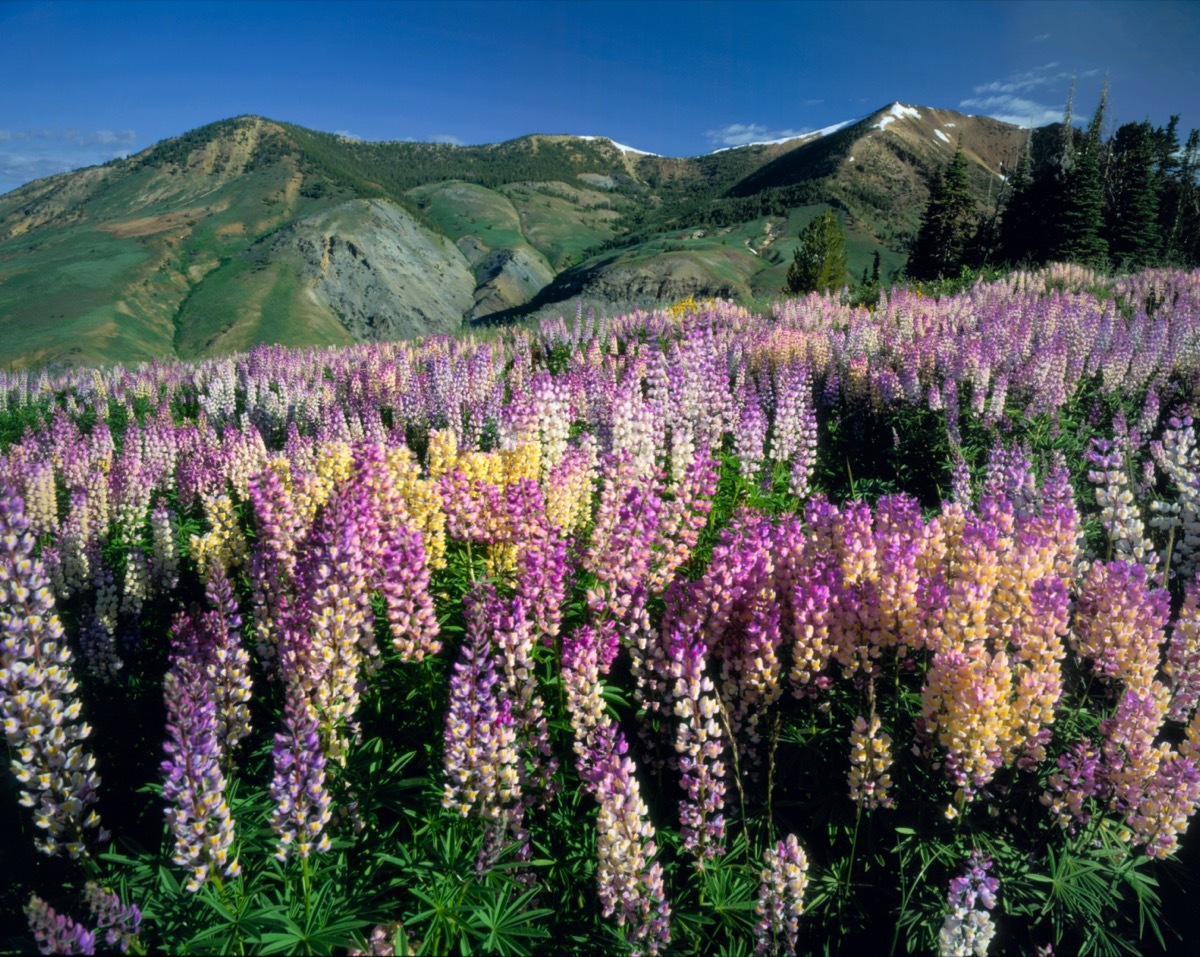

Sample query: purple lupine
[161,652,240,892]
[188,568,254,753]
[478,581,557,804]
[269,679,332,860]
[82,883,141,954]
[1042,740,1104,831]
[1130,749,1200,858]
[754,833,809,956]
[441,592,521,820]
[25,896,96,956]
[0,488,103,858]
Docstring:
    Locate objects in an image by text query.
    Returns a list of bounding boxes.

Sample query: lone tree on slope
[785,209,848,295]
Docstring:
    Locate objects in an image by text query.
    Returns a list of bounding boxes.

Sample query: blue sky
[2,0,1198,195]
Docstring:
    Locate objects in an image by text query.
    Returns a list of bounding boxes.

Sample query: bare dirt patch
[101,208,206,239]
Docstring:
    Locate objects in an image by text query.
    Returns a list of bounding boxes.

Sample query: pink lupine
[247,465,302,667]
[1072,560,1170,689]
[380,522,441,661]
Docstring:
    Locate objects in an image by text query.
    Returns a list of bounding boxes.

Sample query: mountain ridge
[0,104,1031,369]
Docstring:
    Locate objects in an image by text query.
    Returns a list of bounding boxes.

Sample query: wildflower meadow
[3,263,1200,955]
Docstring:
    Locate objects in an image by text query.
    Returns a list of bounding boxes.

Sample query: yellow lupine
[191,492,249,583]
[384,446,447,570]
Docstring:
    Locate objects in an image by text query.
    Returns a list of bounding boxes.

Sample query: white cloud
[334,129,362,141]
[704,122,807,148]
[1032,32,1051,42]
[970,63,1067,96]
[0,127,137,194]
[961,63,1102,128]
[958,94,1066,128]
[429,133,464,146]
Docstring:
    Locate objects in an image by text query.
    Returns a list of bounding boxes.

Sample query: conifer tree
[1053,89,1109,266]
[1105,121,1160,268]
[998,144,1044,263]
[784,209,848,295]
[908,141,974,280]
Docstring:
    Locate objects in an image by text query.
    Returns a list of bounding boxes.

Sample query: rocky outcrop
[468,244,555,321]
[282,199,475,340]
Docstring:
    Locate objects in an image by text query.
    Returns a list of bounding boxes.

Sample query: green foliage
[784,209,849,295]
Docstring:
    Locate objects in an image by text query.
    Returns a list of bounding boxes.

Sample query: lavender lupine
[0,489,102,858]
[269,679,332,860]
[665,620,727,859]
[1086,438,1156,567]
[582,724,671,956]
[25,896,96,956]
[770,362,818,500]
[938,853,1000,957]
[161,652,240,892]
[753,834,809,956]
[175,568,254,754]
[561,623,620,777]
[82,883,141,954]
[848,711,894,812]
[1151,414,1200,580]
[1165,575,1200,722]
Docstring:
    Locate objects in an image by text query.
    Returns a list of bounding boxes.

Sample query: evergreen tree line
[908,88,1200,280]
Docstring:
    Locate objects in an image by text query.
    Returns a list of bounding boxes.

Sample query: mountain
[0,105,1029,369]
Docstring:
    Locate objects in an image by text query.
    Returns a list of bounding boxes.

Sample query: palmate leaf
[464,887,553,955]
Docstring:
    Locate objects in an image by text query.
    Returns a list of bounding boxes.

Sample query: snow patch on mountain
[575,135,657,156]
[874,103,922,131]
[707,117,856,154]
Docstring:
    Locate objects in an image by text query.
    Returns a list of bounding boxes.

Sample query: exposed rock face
[468,244,555,320]
[283,199,475,340]
[549,254,743,305]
